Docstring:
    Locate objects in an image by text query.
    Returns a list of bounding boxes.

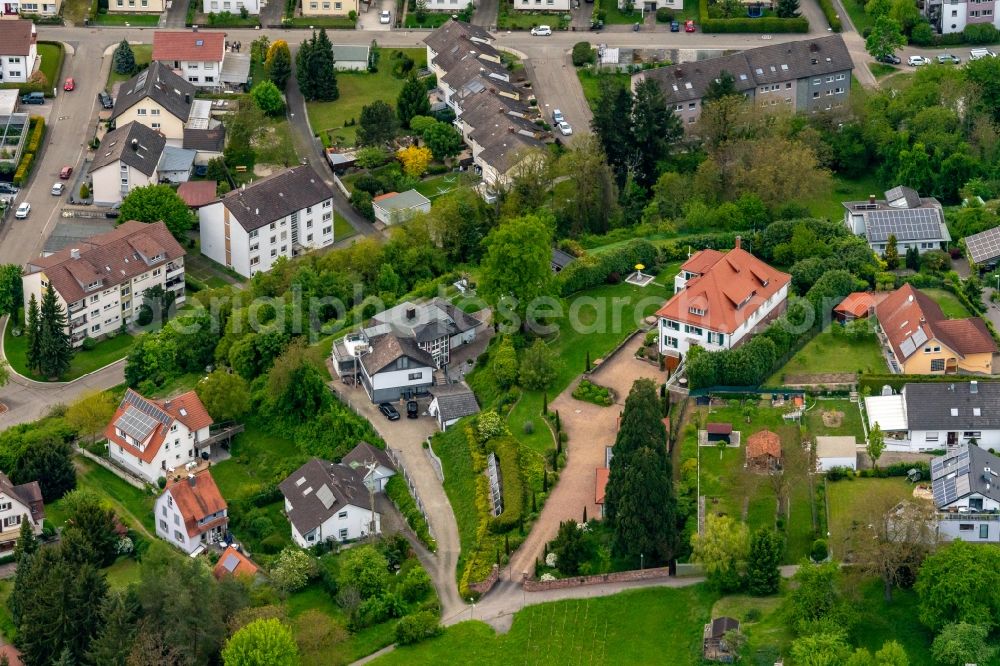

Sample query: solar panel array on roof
[865,208,943,243]
[122,390,172,425]
[964,226,1000,265]
[931,448,969,480]
[115,408,159,443]
[222,553,240,572]
[931,449,972,507]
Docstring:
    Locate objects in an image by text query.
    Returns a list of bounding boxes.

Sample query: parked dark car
[876,54,901,65]
[20,92,44,105]
[379,403,401,421]
[406,400,419,419]
[98,91,113,109]
[0,183,18,195]
[670,20,680,31]
[589,19,603,30]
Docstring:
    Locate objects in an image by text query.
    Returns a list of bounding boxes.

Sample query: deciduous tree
[65,391,117,444]
[118,184,195,240]
[519,338,559,391]
[866,15,906,61]
[479,214,555,329]
[396,145,431,178]
[251,80,285,116]
[931,622,996,666]
[222,618,300,666]
[746,528,783,596]
[196,370,251,422]
[422,121,463,162]
[691,514,749,592]
[0,264,22,317]
[336,545,389,599]
[265,40,292,90]
[916,540,1000,631]
[866,422,886,469]
[490,336,519,389]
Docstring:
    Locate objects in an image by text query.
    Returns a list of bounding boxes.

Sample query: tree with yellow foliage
[265,40,292,90]
[397,145,431,178]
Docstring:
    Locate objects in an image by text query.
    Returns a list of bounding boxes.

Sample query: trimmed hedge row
[817,0,842,31]
[554,239,658,296]
[12,152,34,186]
[487,435,525,534]
[386,474,437,551]
[699,0,808,32]
[26,117,45,153]
[859,373,977,394]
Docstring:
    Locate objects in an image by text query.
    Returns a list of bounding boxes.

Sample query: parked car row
[378,401,419,421]
[899,49,992,67]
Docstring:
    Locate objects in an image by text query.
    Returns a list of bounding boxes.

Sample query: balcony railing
[71,317,88,331]
[166,262,183,274]
[938,511,1000,521]
[68,301,85,314]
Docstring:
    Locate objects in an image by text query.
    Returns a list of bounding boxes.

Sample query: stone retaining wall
[469,564,500,595]
[523,566,673,592]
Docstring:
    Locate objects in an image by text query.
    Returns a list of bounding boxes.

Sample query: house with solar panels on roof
[105,388,214,485]
[843,186,950,256]
[963,225,1000,270]
[931,443,1000,543]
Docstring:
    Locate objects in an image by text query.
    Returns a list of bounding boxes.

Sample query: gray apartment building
[635,35,853,127]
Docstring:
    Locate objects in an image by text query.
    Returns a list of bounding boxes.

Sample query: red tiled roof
[595,467,609,505]
[152,30,225,63]
[213,545,260,580]
[656,246,790,334]
[156,391,213,433]
[0,20,35,57]
[875,284,998,361]
[680,249,725,276]
[166,470,227,538]
[0,645,24,666]
[373,191,399,202]
[834,292,887,318]
[706,423,732,435]
[177,180,218,208]
[746,430,781,460]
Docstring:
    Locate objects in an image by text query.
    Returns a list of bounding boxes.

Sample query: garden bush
[655,6,673,21]
[572,379,613,406]
[554,239,657,296]
[817,0,841,31]
[487,436,526,534]
[811,538,828,561]
[571,42,595,66]
[12,152,33,186]
[26,118,45,153]
[395,611,441,645]
[386,475,436,551]
[825,466,853,481]
[699,0,809,32]
[964,23,999,44]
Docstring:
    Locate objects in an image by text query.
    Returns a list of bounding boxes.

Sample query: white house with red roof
[0,472,43,546]
[152,30,227,89]
[154,469,228,554]
[105,389,214,485]
[657,238,791,357]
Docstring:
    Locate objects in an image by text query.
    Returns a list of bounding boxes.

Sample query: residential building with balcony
[198,165,336,278]
[107,388,214,486]
[0,20,37,83]
[154,470,228,554]
[873,284,996,375]
[931,443,1000,543]
[21,220,186,347]
[656,238,790,357]
[843,186,950,256]
[865,381,1000,451]
[88,121,166,207]
[0,472,42,548]
[924,0,1000,34]
[152,30,236,89]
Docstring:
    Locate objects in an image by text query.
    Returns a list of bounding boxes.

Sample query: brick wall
[522,566,672,592]
[469,564,500,595]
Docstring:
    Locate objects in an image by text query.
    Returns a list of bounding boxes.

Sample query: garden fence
[386,446,436,543]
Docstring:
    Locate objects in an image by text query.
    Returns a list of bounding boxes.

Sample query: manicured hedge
[12,153,34,186]
[699,0,808,32]
[555,239,658,296]
[386,474,437,551]
[26,117,45,153]
[858,373,977,394]
[817,0,842,31]
[487,436,525,534]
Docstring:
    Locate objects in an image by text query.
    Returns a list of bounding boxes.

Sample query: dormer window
[689,307,705,316]
[86,281,101,291]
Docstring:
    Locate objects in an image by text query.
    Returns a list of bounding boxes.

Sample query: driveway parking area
[508,330,665,577]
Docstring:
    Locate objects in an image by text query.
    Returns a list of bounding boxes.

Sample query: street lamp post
[640,553,644,570]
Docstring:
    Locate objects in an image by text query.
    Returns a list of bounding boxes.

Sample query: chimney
[255,207,259,215]
[184,93,191,104]
[192,25,199,31]
[972,380,979,394]
[735,236,742,250]
[131,138,139,151]
[70,248,80,259]
[869,194,876,204]
[187,473,195,486]
[406,307,417,320]
[165,399,172,410]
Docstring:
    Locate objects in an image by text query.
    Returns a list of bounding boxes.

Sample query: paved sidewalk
[507,331,665,580]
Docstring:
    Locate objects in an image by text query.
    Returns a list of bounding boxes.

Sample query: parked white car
[531,25,553,36]
[557,121,573,136]
[379,9,391,23]
[51,182,64,195]
[970,48,997,60]
[552,108,565,124]
[907,55,929,66]
[14,202,30,219]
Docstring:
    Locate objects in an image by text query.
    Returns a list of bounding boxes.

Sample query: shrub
[385,475,436,550]
[964,22,999,43]
[350,190,375,221]
[555,239,657,296]
[81,337,97,351]
[571,42,595,67]
[395,611,441,645]
[817,0,841,31]
[572,379,613,406]
[26,117,45,153]
[12,152,33,187]
[811,539,828,562]
[655,6,673,21]
[488,436,526,534]
[825,466,852,481]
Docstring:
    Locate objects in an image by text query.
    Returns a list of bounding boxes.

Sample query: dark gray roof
[183,126,226,152]
[432,383,480,422]
[965,226,1000,265]
[110,61,195,123]
[360,334,435,375]
[220,165,334,232]
[372,298,481,343]
[642,35,851,106]
[89,121,166,176]
[931,443,1000,507]
[707,617,740,640]
[440,53,509,92]
[424,20,494,60]
[473,125,544,173]
[903,382,1000,431]
[863,208,949,244]
[44,219,116,255]
[552,247,576,270]
[279,458,373,536]
[885,186,922,209]
[341,441,396,471]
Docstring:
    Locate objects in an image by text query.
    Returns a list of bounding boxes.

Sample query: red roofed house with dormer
[105,388,214,485]
[657,238,791,358]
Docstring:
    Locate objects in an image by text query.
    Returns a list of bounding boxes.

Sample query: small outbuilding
[816,435,858,472]
[213,545,260,581]
[331,44,371,71]
[833,292,886,322]
[703,616,740,663]
[340,441,397,492]
[373,190,431,225]
[746,429,782,472]
[706,423,733,444]
[428,383,481,431]
[177,180,218,209]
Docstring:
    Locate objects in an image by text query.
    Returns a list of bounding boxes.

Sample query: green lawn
[851,577,935,663]
[413,173,465,200]
[107,44,153,88]
[4,314,136,382]
[768,326,886,384]
[825,477,913,559]
[46,456,156,535]
[283,16,357,28]
[804,398,865,440]
[333,212,357,242]
[376,586,717,665]
[0,580,15,643]
[106,556,142,589]
[804,173,885,222]
[868,62,899,78]
[576,69,629,114]
[840,0,872,33]
[307,48,426,147]
[404,12,453,27]
[256,118,300,167]
[497,10,568,29]
[93,11,160,25]
[923,288,971,318]
[712,594,790,662]
[37,42,64,91]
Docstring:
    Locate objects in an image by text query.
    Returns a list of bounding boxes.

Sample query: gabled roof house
[931,443,1000,543]
[154,470,228,554]
[110,62,195,146]
[844,187,950,255]
[657,238,790,357]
